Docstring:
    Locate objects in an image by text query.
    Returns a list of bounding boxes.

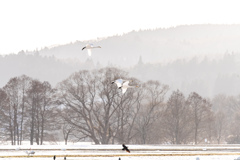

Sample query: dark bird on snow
[122,144,130,153]
[53,155,56,160]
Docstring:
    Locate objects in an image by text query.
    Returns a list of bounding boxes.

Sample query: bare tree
[163,90,192,144]
[57,107,76,145]
[134,80,169,144]
[211,94,231,144]
[39,81,56,144]
[226,111,240,143]
[0,89,9,141]
[214,110,226,144]
[204,111,215,143]
[187,92,212,144]
[62,120,75,145]
[57,68,144,144]
[26,80,41,145]
[25,80,57,145]
[18,75,32,144]
[3,77,19,145]
[2,76,32,145]
[113,79,144,144]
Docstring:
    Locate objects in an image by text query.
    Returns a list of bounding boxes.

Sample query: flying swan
[82,44,101,56]
[120,80,138,94]
[111,79,127,89]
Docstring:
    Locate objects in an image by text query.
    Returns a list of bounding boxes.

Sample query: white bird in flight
[111,79,127,89]
[82,44,101,56]
[120,80,138,94]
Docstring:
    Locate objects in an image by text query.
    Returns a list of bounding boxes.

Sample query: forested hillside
[0,53,96,88]
[1,52,240,97]
[130,53,240,97]
[32,24,240,66]
[1,24,240,97]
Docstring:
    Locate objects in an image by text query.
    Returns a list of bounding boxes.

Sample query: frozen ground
[1,156,240,160]
[0,144,240,160]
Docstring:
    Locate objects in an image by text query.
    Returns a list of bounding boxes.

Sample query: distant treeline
[1,52,240,98]
[33,24,240,66]
[131,52,240,97]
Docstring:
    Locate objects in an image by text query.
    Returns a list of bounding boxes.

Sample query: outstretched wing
[121,87,127,94]
[115,79,123,88]
[122,81,129,86]
[116,79,123,84]
[87,49,92,56]
[121,81,130,94]
[122,144,130,153]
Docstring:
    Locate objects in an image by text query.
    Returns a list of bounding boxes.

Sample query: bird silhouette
[82,44,101,56]
[122,144,130,153]
[111,79,127,89]
[120,81,138,94]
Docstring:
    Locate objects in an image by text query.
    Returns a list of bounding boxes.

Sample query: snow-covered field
[1,156,240,160]
[1,144,240,160]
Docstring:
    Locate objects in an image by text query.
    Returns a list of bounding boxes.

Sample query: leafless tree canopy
[0,68,240,145]
[56,68,158,144]
[1,75,57,145]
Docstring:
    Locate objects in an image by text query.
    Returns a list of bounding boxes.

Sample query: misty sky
[0,0,240,55]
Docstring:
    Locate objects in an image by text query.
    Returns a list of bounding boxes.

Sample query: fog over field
[3,1,240,158]
[1,24,240,97]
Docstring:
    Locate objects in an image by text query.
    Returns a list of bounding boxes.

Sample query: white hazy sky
[0,0,240,55]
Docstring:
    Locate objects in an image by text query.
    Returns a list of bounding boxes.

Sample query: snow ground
[2,156,240,160]
[0,144,240,160]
